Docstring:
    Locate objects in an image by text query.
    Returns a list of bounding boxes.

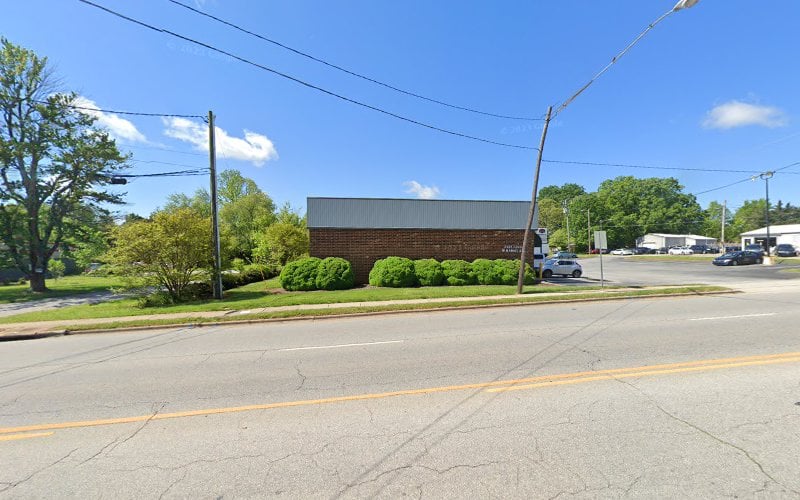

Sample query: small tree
[107,208,212,301]
[48,259,65,280]
[252,204,309,272]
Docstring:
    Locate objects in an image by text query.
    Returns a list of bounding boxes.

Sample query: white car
[541,258,583,278]
[610,248,634,256]
[668,246,694,255]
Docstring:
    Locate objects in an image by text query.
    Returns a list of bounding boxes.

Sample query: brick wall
[310,228,536,284]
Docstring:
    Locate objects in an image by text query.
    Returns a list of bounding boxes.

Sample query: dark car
[775,244,798,257]
[712,251,763,266]
[633,247,651,255]
[744,244,766,256]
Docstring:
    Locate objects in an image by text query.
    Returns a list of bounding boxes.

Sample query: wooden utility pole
[587,209,592,252]
[517,106,552,294]
[720,200,726,251]
[208,110,223,299]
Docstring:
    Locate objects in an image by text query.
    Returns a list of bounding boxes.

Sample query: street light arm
[553,1,700,118]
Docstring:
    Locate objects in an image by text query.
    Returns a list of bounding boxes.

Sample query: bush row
[279,257,355,291]
[369,257,536,287]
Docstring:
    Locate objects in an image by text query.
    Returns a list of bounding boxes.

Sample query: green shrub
[280,257,322,291]
[48,260,66,280]
[136,291,174,308]
[369,257,417,287]
[441,260,476,286]
[315,257,355,290]
[413,259,445,286]
[493,259,535,285]
[181,282,213,301]
[472,258,502,285]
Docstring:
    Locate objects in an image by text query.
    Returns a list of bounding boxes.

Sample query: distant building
[740,224,800,249]
[637,233,717,249]
[307,197,543,284]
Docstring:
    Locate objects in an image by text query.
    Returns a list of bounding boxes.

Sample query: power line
[117,168,208,178]
[128,159,208,170]
[692,161,800,196]
[78,0,536,151]
[542,159,763,174]
[123,144,206,157]
[166,0,541,122]
[32,98,204,120]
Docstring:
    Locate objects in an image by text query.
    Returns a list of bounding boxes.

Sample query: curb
[5,288,736,339]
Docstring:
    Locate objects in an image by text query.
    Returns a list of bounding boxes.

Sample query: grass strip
[61,286,729,333]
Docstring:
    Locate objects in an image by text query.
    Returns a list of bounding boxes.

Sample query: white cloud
[74,96,148,143]
[703,100,788,129]
[163,117,278,166]
[403,180,440,199]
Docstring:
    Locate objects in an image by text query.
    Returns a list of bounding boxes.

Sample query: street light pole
[562,199,571,252]
[753,171,774,257]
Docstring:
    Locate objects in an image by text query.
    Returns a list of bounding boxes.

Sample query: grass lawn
[59,285,730,332]
[0,275,125,304]
[0,277,625,323]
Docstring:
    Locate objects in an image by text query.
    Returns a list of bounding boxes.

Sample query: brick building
[308,197,542,284]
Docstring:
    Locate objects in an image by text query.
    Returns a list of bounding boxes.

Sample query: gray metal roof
[307,197,538,230]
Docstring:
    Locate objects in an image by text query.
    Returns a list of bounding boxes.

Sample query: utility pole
[208,110,223,299]
[517,106,553,294]
[563,199,571,252]
[587,209,592,252]
[720,200,726,252]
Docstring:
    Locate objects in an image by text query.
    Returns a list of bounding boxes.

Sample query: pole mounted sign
[594,231,607,288]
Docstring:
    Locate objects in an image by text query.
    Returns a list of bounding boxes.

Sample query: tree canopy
[0,38,127,291]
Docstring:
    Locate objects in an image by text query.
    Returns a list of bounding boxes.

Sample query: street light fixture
[752,171,774,257]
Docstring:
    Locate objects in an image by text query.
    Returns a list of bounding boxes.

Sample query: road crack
[616,378,800,496]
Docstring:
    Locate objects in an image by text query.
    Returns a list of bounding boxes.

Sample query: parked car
[590,248,610,254]
[633,247,651,255]
[610,248,634,256]
[553,251,578,259]
[712,251,763,266]
[541,258,583,278]
[654,247,669,254]
[774,244,798,257]
[668,246,694,255]
[689,245,718,254]
[744,244,766,256]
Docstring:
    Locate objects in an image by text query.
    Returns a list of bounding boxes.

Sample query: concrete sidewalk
[0,285,728,339]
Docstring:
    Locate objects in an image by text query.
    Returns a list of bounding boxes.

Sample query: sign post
[594,231,607,288]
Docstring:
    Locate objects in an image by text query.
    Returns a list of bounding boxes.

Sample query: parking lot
[542,255,800,288]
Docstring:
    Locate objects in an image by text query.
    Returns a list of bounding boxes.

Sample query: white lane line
[689,313,777,322]
[278,340,404,352]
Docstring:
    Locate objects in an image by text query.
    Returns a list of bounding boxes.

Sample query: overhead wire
[31,98,205,119]
[167,0,541,122]
[77,0,536,151]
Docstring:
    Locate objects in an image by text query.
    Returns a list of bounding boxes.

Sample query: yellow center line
[0,431,54,442]
[1,351,799,435]
[486,356,800,392]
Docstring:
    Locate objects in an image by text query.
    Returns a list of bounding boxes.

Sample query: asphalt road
[556,255,800,288]
[2,280,800,498]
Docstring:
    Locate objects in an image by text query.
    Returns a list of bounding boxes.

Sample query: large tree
[595,176,703,247]
[0,39,126,291]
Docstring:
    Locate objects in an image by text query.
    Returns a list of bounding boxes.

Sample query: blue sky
[4,0,800,218]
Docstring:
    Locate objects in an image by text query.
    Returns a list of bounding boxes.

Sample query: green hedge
[221,264,272,291]
[315,257,355,290]
[472,258,502,285]
[369,257,418,287]
[441,260,477,286]
[413,259,445,286]
[280,257,322,291]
